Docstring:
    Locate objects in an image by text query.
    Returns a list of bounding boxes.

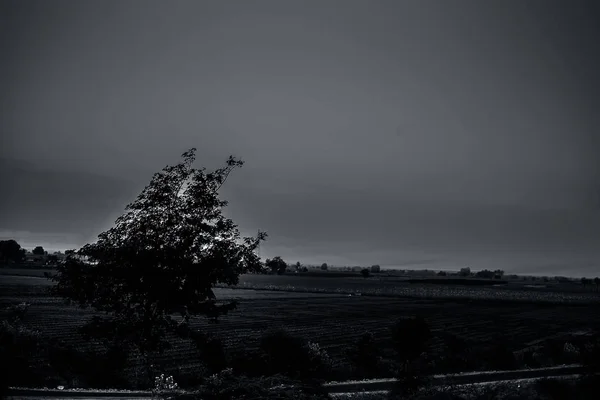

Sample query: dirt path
[6,365,597,398]
[323,364,596,393]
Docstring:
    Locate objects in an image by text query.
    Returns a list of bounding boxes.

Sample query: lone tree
[47,148,266,385]
[32,246,45,255]
[320,263,328,271]
[265,256,287,275]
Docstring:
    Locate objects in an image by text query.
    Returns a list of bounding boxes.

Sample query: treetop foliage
[265,256,287,275]
[0,239,26,263]
[32,246,45,255]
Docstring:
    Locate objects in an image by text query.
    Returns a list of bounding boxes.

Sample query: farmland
[230,273,600,304]
[2,267,600,389]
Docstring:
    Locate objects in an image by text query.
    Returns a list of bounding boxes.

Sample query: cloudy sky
[1,0,599,276]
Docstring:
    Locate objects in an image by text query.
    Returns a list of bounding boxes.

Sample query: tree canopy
[32,246,45,255]
[265,256,287,275]
[0,239,26,263]
[48,148,266,358]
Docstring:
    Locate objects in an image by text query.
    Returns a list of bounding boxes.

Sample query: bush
[258,329,332,381]
[154,373,178,395]
[391,316,431,365]
[0,319,42,389]
[345,331,385,378]
[6,302,30,322]
[1,301,132,391]
[579,337,600,368]
[182,370,330,400]
[389,316,432,397]
[360,268,370,278]
[482,343,517,370]
[437,333,470,373]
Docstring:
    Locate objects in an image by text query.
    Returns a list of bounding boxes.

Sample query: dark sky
[1,0,599,276]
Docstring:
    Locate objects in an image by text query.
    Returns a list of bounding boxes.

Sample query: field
[231,273,600,304]
[2,268,600,387]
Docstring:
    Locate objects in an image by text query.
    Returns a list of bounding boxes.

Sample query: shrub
[258,329,331,381]
[390,316,432,397]
[345,331,385,378]
[185,370,330,400]
[563,342,581,363]
[482,343,517,370]
[579,337,600,368]
[154,373,178,393]
[391,316,431,365]
[0,318,46,389]
[438,333,470,373]
[6,302,30,322]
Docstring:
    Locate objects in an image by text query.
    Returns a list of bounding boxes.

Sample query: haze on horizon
[1,0,599,278]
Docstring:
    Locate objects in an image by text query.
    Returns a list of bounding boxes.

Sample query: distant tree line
[581,277,600,292]
[0,240,68,266]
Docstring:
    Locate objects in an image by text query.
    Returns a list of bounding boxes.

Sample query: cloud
[0,157,140,246]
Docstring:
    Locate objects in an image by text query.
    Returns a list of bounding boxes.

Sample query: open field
[230,274,600,304]
[2,269,600,387]
[3,267,599,300]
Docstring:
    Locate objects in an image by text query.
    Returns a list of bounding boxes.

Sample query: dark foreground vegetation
[2,299,600,399]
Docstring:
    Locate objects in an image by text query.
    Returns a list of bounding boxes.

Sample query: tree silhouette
[265,256,287,275]
[0,240,26,263]
[32,246,45,255]
[594,277,600,292]
[47,148,266,385]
